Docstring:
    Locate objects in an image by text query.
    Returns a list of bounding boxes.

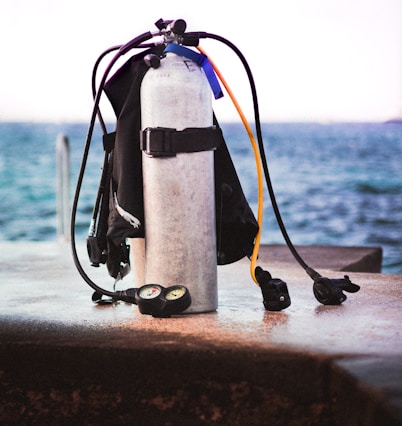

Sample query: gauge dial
[165,286,187,301]
[138,284,162,299]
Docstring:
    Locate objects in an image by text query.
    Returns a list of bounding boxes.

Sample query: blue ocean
[0,121,401,273]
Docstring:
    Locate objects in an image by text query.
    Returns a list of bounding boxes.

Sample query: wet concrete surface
[0,241,401,425]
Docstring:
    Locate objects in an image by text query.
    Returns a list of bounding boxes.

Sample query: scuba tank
[139,50,218,313]
[71,18,360,317]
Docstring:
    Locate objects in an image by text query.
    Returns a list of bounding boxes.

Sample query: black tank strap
[140,126,222,157]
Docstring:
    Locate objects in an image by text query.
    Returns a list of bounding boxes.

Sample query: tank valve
[144,53,160,69]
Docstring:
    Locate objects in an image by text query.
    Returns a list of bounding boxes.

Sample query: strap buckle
[140,127,176,157]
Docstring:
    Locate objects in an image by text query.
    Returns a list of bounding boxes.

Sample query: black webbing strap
[103,131,116,153]
[139,126,222,157]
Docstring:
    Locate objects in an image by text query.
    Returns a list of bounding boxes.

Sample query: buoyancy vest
[101,48,258,278]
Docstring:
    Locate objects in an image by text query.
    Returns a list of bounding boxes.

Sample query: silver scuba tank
[131,51,218,313]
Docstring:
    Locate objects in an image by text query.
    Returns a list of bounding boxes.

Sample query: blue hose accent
[164,43,223,99]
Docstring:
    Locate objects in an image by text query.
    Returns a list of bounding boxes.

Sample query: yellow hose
[197,46,263,284]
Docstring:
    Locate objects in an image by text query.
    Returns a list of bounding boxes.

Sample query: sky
[0,0,401,123]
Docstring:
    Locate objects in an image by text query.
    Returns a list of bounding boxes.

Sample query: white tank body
[138,51,217,313]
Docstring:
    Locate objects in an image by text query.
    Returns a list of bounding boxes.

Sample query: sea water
[0,121,401,273]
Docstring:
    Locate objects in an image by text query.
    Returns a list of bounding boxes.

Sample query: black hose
[197,32,319,279]
[70,31,154,298]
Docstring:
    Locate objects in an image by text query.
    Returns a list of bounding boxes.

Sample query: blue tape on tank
[164,43,224,100]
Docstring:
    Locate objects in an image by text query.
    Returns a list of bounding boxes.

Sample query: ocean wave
[356,182,402,195]
[1,121,401,273]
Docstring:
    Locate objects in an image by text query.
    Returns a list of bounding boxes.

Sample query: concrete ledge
[257,244,383,273]
[0,342,336,424]
[0,242,400,425]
